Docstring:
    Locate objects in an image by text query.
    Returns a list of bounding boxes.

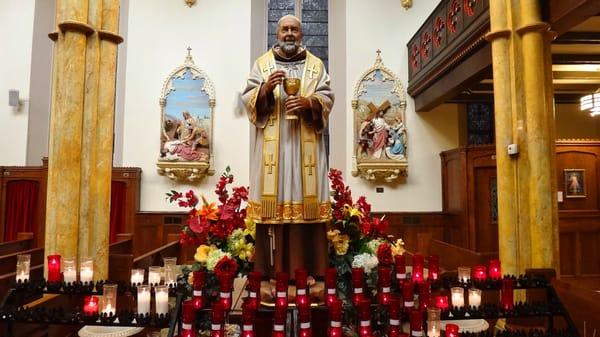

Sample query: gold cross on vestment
[264,154,276,174]
[262,63,276,75]
[268,112,277,127]
[304,155,315,176]
[308,64,319,79]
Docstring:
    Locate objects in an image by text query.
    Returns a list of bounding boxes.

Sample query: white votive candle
[103,303,115,316]
[428,324,440,337]
[131,269,144,285]
[468,288,482,307]
[155,285,169,315]
[80,258,94,283]
[16,271,28,282]
[64,269,77,283]
[137,285,151,315]
[148,266,161,286]
[451,287,465,308]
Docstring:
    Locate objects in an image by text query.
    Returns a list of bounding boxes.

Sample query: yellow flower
[333,234,350,255]
[194,244,212,263]
[244,218,256,239]
[343,204,362,218]
[391,238,405,256]
[327,229,340,242]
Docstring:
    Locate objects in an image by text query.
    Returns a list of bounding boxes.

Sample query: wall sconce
[401,0,413,10]
[185,0,197,7]
[581,89,600,116]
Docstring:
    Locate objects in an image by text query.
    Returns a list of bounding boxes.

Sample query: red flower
[214,256,238,277]
[377,243,393,266]
[356,196,371,217]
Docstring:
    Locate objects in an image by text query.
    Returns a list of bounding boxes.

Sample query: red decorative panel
[410,43,420,74]
[420,30,433,63]
[447,0,463,39]
[433,16,446,49]
[464,0,476,16]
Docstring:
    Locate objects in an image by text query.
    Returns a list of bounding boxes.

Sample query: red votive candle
[435,295,449,310]
[489,259,502,280]
[83,295,99,316]
[418,281,431,310]
[298,307,312,337]
[47,254,61,283]
[501,278,514,310]
[192,270,205,310]
[409,309,423,337]
[351,267,366,306]
[328,297,343,337]
[388,296,402,337]
[472,265,487,281]
[275,272,289,309]
[242,299,256,337]
[295,268,310,309]
[412,254,424,283]
[272,305,287,337]
[181,300,195,337]
[378,266,392,306]
[211,302,225,337]
[357,298,372,337]
[402,280,415,311]
[325,268,337,307]
[218,274,234,311]
[428,255,440,281]
[246,271,261,311]
[445,323,459,337]
[395,254,407,284]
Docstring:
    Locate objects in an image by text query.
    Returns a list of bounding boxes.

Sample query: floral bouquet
[327,169,404,300]
[166,167,255,302]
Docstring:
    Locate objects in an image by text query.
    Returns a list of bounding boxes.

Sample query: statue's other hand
[264,70,286,92]
[284,96,311,114]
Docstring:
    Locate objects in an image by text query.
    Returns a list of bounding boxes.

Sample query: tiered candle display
[47,254,61,283]
[218,273,234,311]
[325,268,337,307]
[451,287,465,308]
[131,268,144,285]
[395,254,407,285]
[16,254,30,282]
[472,265,487,281]
[102,284,117,316]
[242,298,256,337]
[388,297,402,337]
[295,268,310,309]
[412,254,424,283]
[137,285,151,315]
[155,285,169,316]
[489,259,502,279]
[409,309,423,337]
[275,272,289,309]
[501,278,514,310]
[246,271,261,311]
[328,297,343,337]
[181,300,195,337]
[357,298,372,337]
[468,288,482,308]
[148,266,161,286]
[211,302,225,337]
[402,280,415,312]
[377,266,392,306]
[428,255,440,281]
[427,307,441,337]
[62,258,77,284]
[80,258,93,283]
[351,268,366,306]
[192,270,205,310]
[83,295,99,316]
[163,257,177,287]
[445,324,459,337]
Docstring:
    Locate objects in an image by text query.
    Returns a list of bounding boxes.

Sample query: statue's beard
[279,40,301,56]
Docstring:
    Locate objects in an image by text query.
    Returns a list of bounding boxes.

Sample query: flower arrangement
[166,167,255,299]
[327,169,404,299]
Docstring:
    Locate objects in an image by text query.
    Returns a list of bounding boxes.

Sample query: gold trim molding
[353,161,408,182]
[156,161,214,182]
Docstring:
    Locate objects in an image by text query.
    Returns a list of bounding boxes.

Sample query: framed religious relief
[564,169,586,198]
[156,48,215,182]
[351,51,408,182]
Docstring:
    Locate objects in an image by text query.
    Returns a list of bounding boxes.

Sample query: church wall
[0,0,36,165]
[121,0,252,211]
[344,0,461,212]
[555,103,600,140]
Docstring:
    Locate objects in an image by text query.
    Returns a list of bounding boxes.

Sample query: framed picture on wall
[564,169,586,198]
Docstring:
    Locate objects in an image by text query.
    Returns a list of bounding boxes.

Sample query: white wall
[122,0,252,211]
[0,0,36,165]
[343,0,460,211]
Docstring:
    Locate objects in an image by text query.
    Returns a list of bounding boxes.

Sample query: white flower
[205,248,231,271]
[352,253,379,274]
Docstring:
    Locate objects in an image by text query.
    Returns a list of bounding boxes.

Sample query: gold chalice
[283,77,301,120]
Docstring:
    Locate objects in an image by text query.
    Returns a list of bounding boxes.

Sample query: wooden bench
[0,233,35,256]
[108,239,181,283]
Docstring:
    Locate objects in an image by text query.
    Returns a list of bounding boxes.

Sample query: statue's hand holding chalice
[283,77,301,120]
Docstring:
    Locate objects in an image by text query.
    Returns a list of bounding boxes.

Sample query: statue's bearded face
[277,17,303,56]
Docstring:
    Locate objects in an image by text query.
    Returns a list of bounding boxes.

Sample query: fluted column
[487,0,559,277]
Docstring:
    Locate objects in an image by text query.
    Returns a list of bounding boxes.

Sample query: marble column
[487,0,559,277]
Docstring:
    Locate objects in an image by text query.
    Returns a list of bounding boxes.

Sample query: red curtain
[4,180,39,241]
[109,181,127,243]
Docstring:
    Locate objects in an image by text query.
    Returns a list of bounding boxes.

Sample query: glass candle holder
[427,307,441,337]
[378,266,392,306]
[472,265,487,281]
[218,273,234,311]
[489,259,502,279]
[450,287,465,308]
[445,324,459,337]
[182,300,195,337]
[246,271,261,311]
[357,299,372,337]
[131,268,144,285]
[16,254,31,282]
[155,285,169,316]
[163,257,177,287]
[47,254,61,283]
[412,254,424,283]
[395,254,407,283]
[62,258,77,284]
[148,266,161,286]
[435,295,448,310]
[388,296,402,337]
[102,284,117,316]
[457,266,471,283]
[328,297,343,337]
[272,305,287,337]
[275,272,289,307]
[325,268,337,306]
[468,288,482,308]
[242,298,256,337]
[298,307,312,337]
[192,270,205,310]
[501,278,514,310]
[84,295,99,316]
[80,257,94,283]
[402,279,415,310]
[409,309,423,337]
[351,268,365,306]
[295,268,310,309]
[137,285,151,315]
[428,255,440,281]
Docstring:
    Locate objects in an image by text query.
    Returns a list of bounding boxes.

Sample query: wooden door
[474,167,498,252]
